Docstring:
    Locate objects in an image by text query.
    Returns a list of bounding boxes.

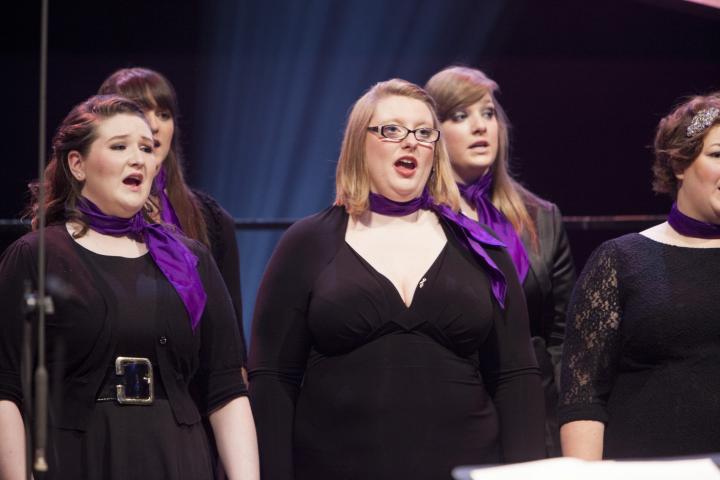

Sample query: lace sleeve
[558,239,622,426]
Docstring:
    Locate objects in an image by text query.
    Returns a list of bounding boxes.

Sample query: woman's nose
[146,112,159,133]
[470,113,487,134]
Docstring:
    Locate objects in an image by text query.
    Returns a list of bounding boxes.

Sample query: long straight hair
[98,67,209,246]
[425,66,538,249]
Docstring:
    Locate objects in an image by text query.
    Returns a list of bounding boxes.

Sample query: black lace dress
[558,233,720,458]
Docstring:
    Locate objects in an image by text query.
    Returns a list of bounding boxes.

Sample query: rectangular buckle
[115,356,154,405]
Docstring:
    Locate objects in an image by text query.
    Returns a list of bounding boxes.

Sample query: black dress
[0,225,247,479]
[249,206,545,480]
[194,189,246,360]
[558,233,720,458]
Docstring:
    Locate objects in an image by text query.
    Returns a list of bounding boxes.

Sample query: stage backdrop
[5,0,720,342]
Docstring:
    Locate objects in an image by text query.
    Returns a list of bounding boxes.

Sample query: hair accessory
[686,107,720,138]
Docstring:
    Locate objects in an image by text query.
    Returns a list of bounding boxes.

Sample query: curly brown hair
[653,95,720,197]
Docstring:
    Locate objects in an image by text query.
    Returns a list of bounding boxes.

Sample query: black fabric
[249,206,544,480]
[193,189,246,362]
[520,195,576,456]
[0,224,247,479]
[559,233,720,458]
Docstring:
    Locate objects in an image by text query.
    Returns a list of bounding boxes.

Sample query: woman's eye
[482,108,496,119]
[450,111,467,122]
[417,128,432,139]
[708,151,720,158]
[141,145,154,154]
[110,144,126,151]
[158,111,172,121]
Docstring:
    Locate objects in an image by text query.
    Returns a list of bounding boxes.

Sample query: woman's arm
[0,240,34,480]
[480,245,546,462]
[545,204,576,384]
[209,397,259,480]
[558,240,623,459]
[560,420,604,460]
[0,400,25,480]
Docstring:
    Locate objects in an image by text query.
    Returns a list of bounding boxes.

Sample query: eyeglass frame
[367,124,441,144]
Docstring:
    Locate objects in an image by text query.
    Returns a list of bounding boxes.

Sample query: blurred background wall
[4,0,720,339]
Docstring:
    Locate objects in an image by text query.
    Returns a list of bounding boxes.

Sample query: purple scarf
[76,197,206,331]
[153,166,183,230]
[368,190,509,308]
[668,202,720,239]
[457,174,530,283]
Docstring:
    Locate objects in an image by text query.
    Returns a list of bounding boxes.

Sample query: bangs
[99,68,178,116]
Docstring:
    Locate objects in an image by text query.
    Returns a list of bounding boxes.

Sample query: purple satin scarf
[368,190,509,308]
[153,166,183,230]
[457,174,530,283]
[76,197,207,331]
[668,202,720,239]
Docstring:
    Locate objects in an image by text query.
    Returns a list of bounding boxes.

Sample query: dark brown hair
[98,67,209,246]
[28,95,148,233]
[653,95,720,197]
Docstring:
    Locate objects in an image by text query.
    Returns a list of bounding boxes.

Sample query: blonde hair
[425,66,538,248]
[335,78,460,216]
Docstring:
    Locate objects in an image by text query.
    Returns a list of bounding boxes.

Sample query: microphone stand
[21,0,51,477]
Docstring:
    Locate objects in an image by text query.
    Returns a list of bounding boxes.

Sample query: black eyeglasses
[367,124,440,143]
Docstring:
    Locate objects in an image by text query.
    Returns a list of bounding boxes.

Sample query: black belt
[96,357,166,405]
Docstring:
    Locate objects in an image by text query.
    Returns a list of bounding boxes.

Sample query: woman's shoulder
[520,189,561,219]
[280,205,346,243]
[583,233,649,273]
[266,205,346,264]
[5,224,71,253]
[190,188,234,229]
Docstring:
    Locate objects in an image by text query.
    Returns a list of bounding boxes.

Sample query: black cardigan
[0,224,247,431]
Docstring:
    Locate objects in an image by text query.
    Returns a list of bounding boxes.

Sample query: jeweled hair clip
[686,107,720,138]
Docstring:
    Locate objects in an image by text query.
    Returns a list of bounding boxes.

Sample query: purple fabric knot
[457,173,530,283]
[668,202,720,239]
[76,197,207,332]
[368,190,509,308]
[153,166,183,230]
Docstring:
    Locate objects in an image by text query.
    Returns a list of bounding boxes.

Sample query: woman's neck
[458,196,478,221]
[66,221,149,257]
[351,207,433,230]
[641,222,720,248]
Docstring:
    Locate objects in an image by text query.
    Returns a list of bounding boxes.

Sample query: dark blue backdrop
[4,0,720,341]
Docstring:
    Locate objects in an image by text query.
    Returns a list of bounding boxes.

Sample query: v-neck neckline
[345,241,448,309]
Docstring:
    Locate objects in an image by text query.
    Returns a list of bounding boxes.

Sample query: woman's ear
[67,151,86,181]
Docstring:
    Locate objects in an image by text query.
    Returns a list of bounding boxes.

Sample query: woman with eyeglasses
[559,95,720,459]
[249,79,544,480]
[0,95,258,479]
[425,66,576,456]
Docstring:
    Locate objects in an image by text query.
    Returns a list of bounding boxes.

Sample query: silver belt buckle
[115,356,154,405]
